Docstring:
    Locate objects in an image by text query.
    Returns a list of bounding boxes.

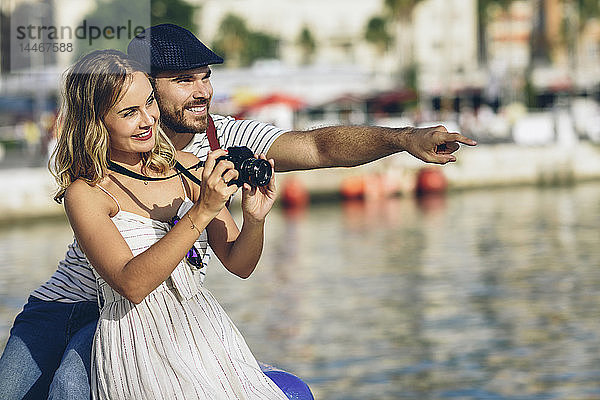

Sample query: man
[127,24,475,171]
[0,24,475,400]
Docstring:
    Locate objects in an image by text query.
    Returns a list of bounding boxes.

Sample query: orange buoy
[415,167,447,195]
[281,178,309,208]
[340,176,366,200]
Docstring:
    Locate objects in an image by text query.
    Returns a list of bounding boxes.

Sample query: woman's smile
[132,127,153,141]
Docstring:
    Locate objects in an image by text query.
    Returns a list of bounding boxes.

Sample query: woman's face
[104,71,160,161]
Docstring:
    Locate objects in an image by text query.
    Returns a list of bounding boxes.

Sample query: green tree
[576,0,600,23]
[242,31,279,66]
[297,26,316,65]
[77,0,196,57]
[150,0,196,31]
[212,14,248,67]
[364,16,392,55]
[212,13,279,67]
[403,62,418,91]
[382,0,423,86]
[383,0,423,20]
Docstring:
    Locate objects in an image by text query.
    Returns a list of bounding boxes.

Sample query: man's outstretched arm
[266,124,477,172]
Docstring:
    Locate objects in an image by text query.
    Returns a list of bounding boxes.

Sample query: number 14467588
[19,42,73,52]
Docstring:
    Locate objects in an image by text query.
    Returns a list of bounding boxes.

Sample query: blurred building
[0,0,599,115]
[485,0,533,103]
[1,0,56,72]
[412,0,480,96]
[485,0,600,104]
[196,0,384,72]
[1,0,147,77]
[577,18,600,91]
[197,0,481,113]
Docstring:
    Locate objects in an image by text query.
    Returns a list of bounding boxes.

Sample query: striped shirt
[32,115,287,303]
[181,114,286,158]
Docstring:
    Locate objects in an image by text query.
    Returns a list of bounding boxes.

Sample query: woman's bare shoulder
[64,178,116,217]
[64,178,95,202]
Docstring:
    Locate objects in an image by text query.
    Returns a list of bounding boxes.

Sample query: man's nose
[192,81,210,98]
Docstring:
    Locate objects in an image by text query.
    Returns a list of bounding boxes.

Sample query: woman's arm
[205,156,277,279]
[205,209,262,279]
[65,180,213,304]
[67,150,237,304]
[180,149,260,278]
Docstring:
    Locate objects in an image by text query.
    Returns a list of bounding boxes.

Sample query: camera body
[217,146,273,187]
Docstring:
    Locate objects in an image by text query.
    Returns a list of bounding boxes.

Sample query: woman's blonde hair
[51,49,176,203]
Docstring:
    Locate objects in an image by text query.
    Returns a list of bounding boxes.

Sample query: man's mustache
[184,99,209,108]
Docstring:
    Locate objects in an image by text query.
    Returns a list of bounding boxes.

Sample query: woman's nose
[139,108,155,126]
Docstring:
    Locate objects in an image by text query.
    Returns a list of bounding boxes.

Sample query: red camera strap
[206,114,220,151]
[206,114,231,207]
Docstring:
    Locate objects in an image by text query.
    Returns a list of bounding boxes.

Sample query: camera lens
[241,158,272,187]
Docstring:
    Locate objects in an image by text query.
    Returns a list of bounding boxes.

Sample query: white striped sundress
[90,190,287,400]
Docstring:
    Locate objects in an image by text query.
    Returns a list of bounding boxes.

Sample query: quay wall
[1,142,599,223]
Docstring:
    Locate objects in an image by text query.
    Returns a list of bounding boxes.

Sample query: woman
[52,49,287,399]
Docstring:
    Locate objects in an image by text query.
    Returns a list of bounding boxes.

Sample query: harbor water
[0,182,599,399]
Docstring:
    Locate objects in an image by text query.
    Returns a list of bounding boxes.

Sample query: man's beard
[158,99,210,134]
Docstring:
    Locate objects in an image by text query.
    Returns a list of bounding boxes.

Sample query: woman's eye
[146,96,155,105]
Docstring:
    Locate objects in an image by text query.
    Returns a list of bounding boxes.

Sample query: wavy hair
[51,49,176,203]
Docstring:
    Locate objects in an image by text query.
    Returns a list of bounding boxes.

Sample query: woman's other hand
[241,155,277,223]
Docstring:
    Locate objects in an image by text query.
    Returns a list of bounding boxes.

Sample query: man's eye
[146,96,155,105]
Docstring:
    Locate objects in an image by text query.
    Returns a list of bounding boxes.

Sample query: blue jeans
[0,297,313,400]
[0,297,99,400]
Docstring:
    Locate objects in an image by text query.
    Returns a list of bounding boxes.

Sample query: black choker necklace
[107,160,204,186]
[107,161,167,185]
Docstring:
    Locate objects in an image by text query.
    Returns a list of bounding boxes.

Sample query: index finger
[442,132,477,146]
[202,149,229,178]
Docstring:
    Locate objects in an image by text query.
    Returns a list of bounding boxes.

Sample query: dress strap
[96,184,122,213]
[175,161,202,187]
[178,174,190,200]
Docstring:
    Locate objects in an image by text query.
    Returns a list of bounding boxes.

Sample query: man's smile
[185,102,208,116]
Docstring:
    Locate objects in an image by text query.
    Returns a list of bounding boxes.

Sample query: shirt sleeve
[214,114,288,156]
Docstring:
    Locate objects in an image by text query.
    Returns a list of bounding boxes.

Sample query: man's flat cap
[127,23,223,73]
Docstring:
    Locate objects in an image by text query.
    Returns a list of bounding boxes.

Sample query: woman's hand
[196,149,240,219]
[240,155,277,223]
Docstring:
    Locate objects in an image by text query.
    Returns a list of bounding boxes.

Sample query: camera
[217,146,273,187]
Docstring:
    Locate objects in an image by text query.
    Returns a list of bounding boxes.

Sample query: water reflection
[1,183,599,399]
[0,216,72,336]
